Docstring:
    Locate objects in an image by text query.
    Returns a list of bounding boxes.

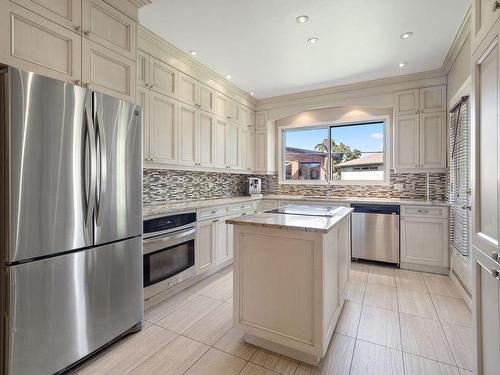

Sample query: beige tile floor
[74,262,473,375]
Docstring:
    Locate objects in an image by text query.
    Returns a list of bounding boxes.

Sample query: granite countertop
[263,195,450,207]
[143,195,449,217]
[143,196,262,217]
[226,207,353,233]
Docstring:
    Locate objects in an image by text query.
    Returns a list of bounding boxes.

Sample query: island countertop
[226,207,353,233]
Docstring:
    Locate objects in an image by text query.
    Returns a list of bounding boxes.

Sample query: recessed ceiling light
[250,92,255,96]
[225,74,232,79]
[307,37,319,45]
[400,32,413,39]
[296,15,309,24]
[399,62,408,68]
[188,50,197,56]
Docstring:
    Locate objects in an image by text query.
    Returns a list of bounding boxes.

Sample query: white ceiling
[140,0,470,99]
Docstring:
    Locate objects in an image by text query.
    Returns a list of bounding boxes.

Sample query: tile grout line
[395,272,407,375]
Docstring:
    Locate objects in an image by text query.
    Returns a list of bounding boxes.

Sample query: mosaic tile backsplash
[143,169,448,204]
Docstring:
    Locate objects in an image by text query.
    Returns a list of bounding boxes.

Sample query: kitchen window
[280,119,389,184]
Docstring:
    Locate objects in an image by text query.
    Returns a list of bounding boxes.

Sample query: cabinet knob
[83,29,90,37]
[74,80,82,86]
[74,25,81,33]
[493,1,500,11]
[84,83,91,89]
[492,268,499,278]
[492,252,499,262]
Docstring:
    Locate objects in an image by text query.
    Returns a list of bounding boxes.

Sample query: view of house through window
[283,121,385,182]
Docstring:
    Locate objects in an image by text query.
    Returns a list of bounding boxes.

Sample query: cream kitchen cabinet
[198,110,215,167]
[214,92,230,118]
[471,245,500,375]
[471,19,500,375]
[196,219,216,274]
[472,0,500,52]
[255,110,276,174]
[394,86,446,115]
[142,89,178,164]
[82,38,136,102]
[227,122,242,170]
[246,130,256,172]
[138,50,178,99]
[214,117,229,168]
[400,206,449,274]
[198,83,215,113]
[394,109,446,171]
[81,0,136,61]
[178,73,215,113]
[0,0,140,103]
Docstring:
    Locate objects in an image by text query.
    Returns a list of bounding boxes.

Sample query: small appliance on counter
[248,177,262,197]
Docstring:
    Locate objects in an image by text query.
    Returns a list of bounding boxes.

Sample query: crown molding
[138,24,257,108]
[441,5,471,74]
[256,69,446,109]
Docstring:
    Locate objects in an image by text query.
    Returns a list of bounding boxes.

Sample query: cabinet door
[81,0,136,60]
[178,103,198,166]
[198,111,215,167]
[137,49,149,88]
[82,39,136,102]
[150,92,177,164]
[149,56,177,99]
[239,106,250,125]
[419,112,447,169]
[255,132,267,172]
[471,245,500,375]
[420,86,446,113]
[198,83,215,113]
[11,0,81,31]
[227,123,241,169]
[471,26,500,258]
[214,117,228,168]
[215,92,229,118]
[394,89,420,115]
[197,220,215,274]
[229,100,239,122]
[215,219,229,264]
[394,115,420,170]
[137,87,150,162]
[473,0,500,48]
[178,73,198,106]
[0,2,81,83]
[240,127,248,171]
[247,131,256,172]
[401,217,449,267]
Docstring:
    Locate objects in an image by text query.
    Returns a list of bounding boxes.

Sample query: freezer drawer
[352,211,400,264]
[5,237,143,375]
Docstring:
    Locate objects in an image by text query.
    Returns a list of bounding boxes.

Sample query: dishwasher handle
[351,204,400,215]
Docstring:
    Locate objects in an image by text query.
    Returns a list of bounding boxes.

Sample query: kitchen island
[226,206,352,366]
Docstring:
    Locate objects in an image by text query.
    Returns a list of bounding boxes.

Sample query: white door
[197,220,215,274]
[198,111,215,167]
[137,87,150,162]
[227,123,241,169]
[215,219,229,264]
[178,73,198,106]
[393,114,420,170]
[214,117,228,168]
[394,89,420,115]
[420,86,447,113]
[471,20,500,375]
[419,112,447,169]
[149,56,177,99]
[178,103,198,166]
[401,217,449,267]
[150,92,177,164]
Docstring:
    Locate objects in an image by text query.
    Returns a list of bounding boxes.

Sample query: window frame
[278,115,391,186]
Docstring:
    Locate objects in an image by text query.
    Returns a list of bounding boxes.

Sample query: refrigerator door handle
[84,92,97,237]
[95,93,107,227]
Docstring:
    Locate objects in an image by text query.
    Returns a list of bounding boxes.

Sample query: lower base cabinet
[196,219,216,274]
[400,206,449,273]
[472,245,500,375]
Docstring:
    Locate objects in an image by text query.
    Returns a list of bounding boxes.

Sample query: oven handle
[143,227,196,255]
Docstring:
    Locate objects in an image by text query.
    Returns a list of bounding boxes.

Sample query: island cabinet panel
[232,213,351,366]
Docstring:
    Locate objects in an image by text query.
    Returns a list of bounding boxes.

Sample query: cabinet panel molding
[150,56,177,98]
[394,89,419,115]
[150,92,177,164]
[419,112,447,169]
[11,0,81,31]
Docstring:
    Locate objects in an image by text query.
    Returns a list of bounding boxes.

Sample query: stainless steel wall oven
[143,212,197,300]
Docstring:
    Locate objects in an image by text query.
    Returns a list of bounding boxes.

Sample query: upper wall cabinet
[82,0,136,60]
[472,0,500,52]
[0,0,141,103]
[394,86,446,115]
[11,0,82,31]
[138,50,178,99]
[178,73,198,107]
[393,86,447,172]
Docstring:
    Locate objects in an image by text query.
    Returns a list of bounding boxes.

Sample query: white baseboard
[449,270,472,309]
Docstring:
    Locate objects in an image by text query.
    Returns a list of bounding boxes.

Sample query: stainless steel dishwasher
[351,204,400,265]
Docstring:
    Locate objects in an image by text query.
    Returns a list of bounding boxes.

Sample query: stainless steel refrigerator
[0,67,143,375]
